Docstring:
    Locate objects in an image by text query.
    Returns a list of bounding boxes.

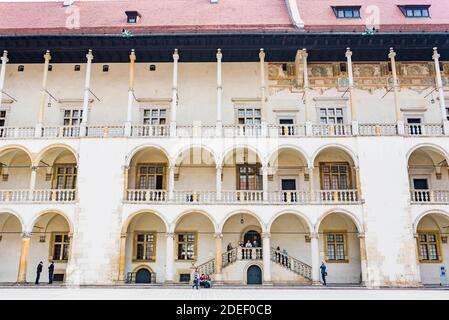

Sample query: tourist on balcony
[320,262,327,286]
[252,239,259,248]
[192,268,200,290]
[282,248,288,267]
[35,261,43,285]
[227,243,233,263]
[48,261,54,285]
[245,240,253,248]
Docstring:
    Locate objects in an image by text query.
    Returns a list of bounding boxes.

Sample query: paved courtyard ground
[0,287,448,300]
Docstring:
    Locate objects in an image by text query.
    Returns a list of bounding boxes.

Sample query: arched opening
[222,147,263,203]
[415,212,449,285]
[267,147,309,203]
[173,146,217,203]
[29,212,72,283]
[313,146,358,203]
[35,146,78,201]
[317,212,362,284]
[246,265,262,285]
[174,211,216,283]
[0,212,23,282]
[126,146,170,202]
[408,146,448,203]
[269,212,312,283]
[135,268,152,284]
[124,211,167,284]
[0,147,32,201]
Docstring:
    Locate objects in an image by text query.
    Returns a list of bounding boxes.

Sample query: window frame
[142,107,168,125]
[62,108,83,126]
[236,107,262,125]
[176,231,198,261]
[319,107,345,125]
[49,232,70,262]
[398,5,431,18]
[417,231,443,263]
[319,162,352,190]
[52,164,77,190]
[132,231,157,262]
[323,230,349,263]
[236,164,263,191]
[332,6,362,19]
[135,163,166,190]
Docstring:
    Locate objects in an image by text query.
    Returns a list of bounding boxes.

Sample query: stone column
[389,48,404,135]
[117,232,127,281]
[216,165,222,201]
[310,232,320,285]
[170,49,179,137]
[358,233,368,286]
[80,49,94,137]
[0,51,8,113]
[216,49,223,137]
[346,48,358,135]
[17,232,31,283]
[35,50,51,138]
[29,166,37,191]
[262,165,269,202]
[354,166,362,201]
[165,231,175,284]
[308,166,315,203]
[124,49,136,137]
[123,165,129,201]
[262,232,272,284]
[259,49,268,136]
[214,232,223,283]
[302,49,313,136]
[432,47,449,134]
[168,165,175,201]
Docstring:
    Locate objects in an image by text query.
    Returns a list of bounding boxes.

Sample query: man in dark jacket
[48,261,54,284]
[35,261,43,285]
[320,262,327,286]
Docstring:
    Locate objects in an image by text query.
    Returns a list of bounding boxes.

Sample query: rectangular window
[51,233,70,261]
[177,233,196,260]
[399,5,430,18]
[0,110,6,127]
[137,164,165,189]
[418,232,441,262]
[53,165,77,189]
[237,108,261,125]
[320,163,351,190]
[134,232,156,261]
[143,108,167,125]
[319,108,344,125]
[237,164,262,190]
[332,6,361,19]
[63,109,83,126]
[325,232,347,262]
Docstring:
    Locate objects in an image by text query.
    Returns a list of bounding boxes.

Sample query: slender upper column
[37,50,51,127]
[165,231,175,283]
[125,49,136,136]
[262,165,269,202]
[0,51,8,109]
[308,166,315,201]
[345,48,357,125]
[168,165,175,201]
[17,232,31,283]
[358,233,368,286]
[118,233,127,281]
[216,49,223,135]
[259,49,267,135]
[81,49,94,135]
[170,49,179,137]
[388,48,401,122]
[216,165,222,201]
[262,232,271,284]
[302,49,310,123]
[214,232,223,282]
[310,232,320,284]
[433,47,448,123]
[29,166,37,190]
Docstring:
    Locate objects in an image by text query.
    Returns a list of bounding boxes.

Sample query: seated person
[199,273,207,287]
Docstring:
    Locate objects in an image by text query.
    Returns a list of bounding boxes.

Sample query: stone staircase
[270,248,312,280]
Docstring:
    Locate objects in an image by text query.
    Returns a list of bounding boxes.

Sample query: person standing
[320,262,327,286]
[192,268,200,290]
[35,261,43,285]
[227,243,233,263]
[48,261,54,284]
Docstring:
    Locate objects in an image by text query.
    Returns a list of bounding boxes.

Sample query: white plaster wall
[0,214,21,282]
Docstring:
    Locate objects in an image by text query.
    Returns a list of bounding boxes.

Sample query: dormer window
[125,11,141,24]
[398,5,430,18]
[332,6,361,19]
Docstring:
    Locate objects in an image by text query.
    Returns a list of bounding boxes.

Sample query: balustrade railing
[125,189,168,202]
[312,124,352,136]
[358,124,397,136]
[270,248,312,280]
[239,247,263,260]
[173,191,216,204]
[86,125,124,137]
[410,189,449,204]
[268,124,306,137]
[0,189,76,202]
[405,124,444,136]
[223,125,262,138]
[131,125,169,137]
[268,191,310,203]
[222,248,238,268]
[177,125,216,138]
[221,190,264,203]
[0,126,35,138]
[195,259,215,277]
[315,190,359,203]
[41,126,80,138]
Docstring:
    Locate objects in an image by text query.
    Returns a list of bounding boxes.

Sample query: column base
[397,120,405,135]
[351,120,359,136]
[305,121,313,136]
[124,121,132,137]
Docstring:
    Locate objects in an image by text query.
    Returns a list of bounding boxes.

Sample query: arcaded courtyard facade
[0,0,448,287]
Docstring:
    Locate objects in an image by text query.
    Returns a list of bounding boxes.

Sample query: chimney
[63,0,75,7]
[210,0,219,3]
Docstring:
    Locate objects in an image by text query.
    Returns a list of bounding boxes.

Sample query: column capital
[129,49,136,62]
[214,232,223,239]
[388,47,396,59]
[259,48,265,61]
[216,48,222,61]
[357,232,366,239]
[120,232,127,239]
[1,50,8,63]
[262,232,271,239]
[345,47,352,58]
[122,165,130,171]
[310,232,319,239]
[86,49,94,61]
[432,47,440,61]
[31,166,38,172]
[308,165,315,170]
[413,233,419,239]
[215,164,222,171]
[22,232,32,239]
[166,232,175,239]
[173,49,179,61]
[43,50,51,62]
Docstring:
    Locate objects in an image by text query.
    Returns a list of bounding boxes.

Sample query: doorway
[247,265,262,285]
[135,268,152,284]
[281,179,297,202]
[244,230,261,248]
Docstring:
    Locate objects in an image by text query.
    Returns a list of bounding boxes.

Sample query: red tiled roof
[0,0,447,36]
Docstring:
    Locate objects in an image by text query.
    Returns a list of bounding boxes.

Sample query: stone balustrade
[0,189,76,202]
[410,189,449,204]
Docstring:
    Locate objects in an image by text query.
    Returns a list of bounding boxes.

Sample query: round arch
[0,209,25,233]
[125,144,172,167]
[33,144,78,167]
[413,209,449,233]
[0,145,33,164]
[219,209,266,233]
[132,264,154,273]
[406,143,449,165]
[266,145,310,168]
[171,209,218,233]
[311,143,359,168]
[172,144,218,167]
[221,145,265,167]
[314,208,363,234]
[267,209,314,233]
[121,209,169,234]
[26,209,74,234]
